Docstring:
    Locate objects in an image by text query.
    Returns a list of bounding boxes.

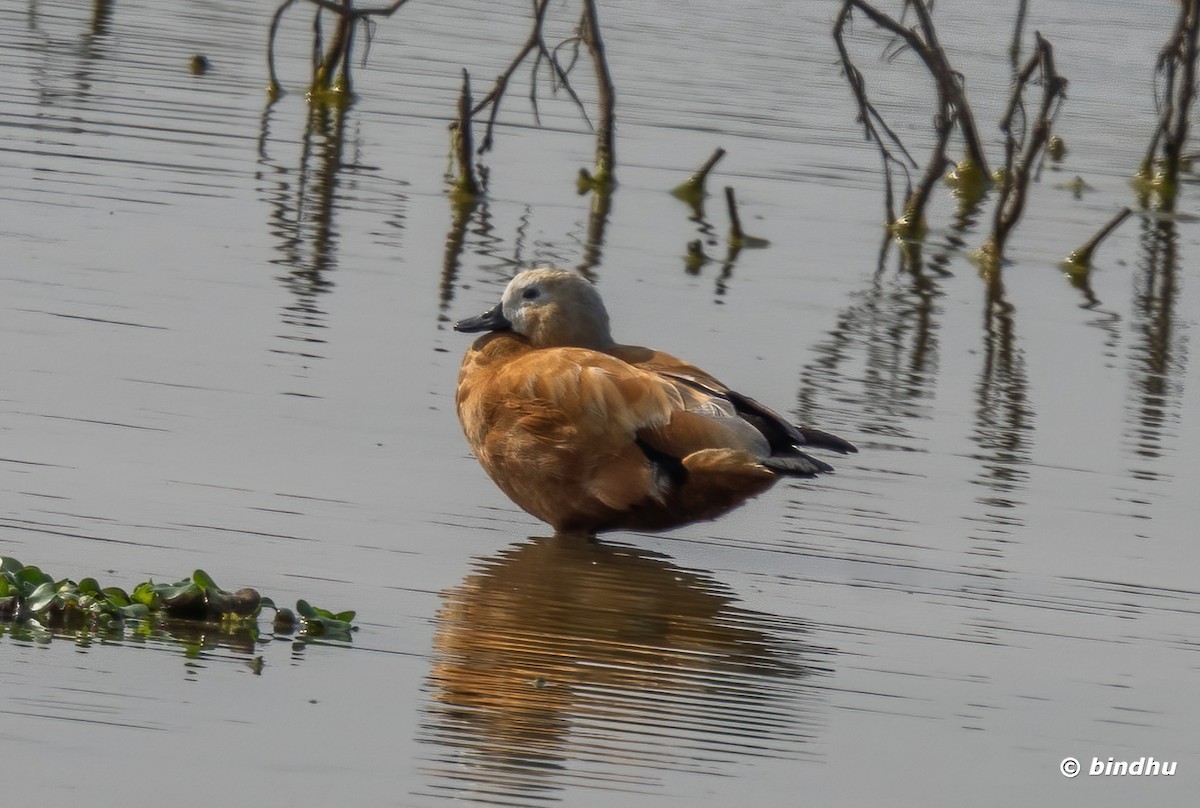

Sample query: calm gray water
[2,0,1197,805]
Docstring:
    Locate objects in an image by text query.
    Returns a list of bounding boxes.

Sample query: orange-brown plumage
[454,268,855,535]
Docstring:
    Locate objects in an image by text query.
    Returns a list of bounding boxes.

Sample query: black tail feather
[635,437,689,485]
[761,452,834,477]
[794,426,857,455]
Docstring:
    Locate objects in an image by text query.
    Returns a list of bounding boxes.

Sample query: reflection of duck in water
[454,269,855,535]
[419,536,830,800]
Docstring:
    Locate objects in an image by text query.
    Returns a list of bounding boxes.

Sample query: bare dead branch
[267,0,300,98]
[1009,0,1029,66]
[1064,207,1132,270]
[580,0,617,184]
[906,0,989,175]
[1142,0,1200,209]
[833,4,917,224]
[302,0,412,18]
[986,32,1068,261]
[834,1,989,230]
[671,148,726,209]
[469,1,591,155]
[267,0,413,99]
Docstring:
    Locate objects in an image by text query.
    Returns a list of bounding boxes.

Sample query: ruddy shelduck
[454,268,855,535]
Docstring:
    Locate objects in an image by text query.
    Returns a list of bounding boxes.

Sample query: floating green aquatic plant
[0,557,356,640]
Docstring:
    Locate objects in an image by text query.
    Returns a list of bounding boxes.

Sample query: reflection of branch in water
[678,164,722,282]
[418,536,828,803]
[794,194,990,460]
[1068,271,1122,357]
[575,189,612,281]
[256,101,354,360]
[438,193,479,324]
[797,269,943,449]
[924,195,985,278]
[511,205,533,267]
[793,206,987,447]
[713,243,742,301]
[25,0,115,107]
[1125,217,1184,468]
[86,0,114,55]
[970,273,1033,518]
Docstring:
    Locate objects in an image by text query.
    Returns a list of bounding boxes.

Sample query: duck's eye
[522,287,540,301]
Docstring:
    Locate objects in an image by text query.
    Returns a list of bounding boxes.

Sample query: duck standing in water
[454,268,855,535]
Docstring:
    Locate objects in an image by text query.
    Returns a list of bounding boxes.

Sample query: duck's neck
[529,305,614,350]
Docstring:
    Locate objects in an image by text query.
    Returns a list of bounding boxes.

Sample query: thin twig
[301,0,411,18]
[471,0,591,155]
[580,0,617,183]
[1010,0,1029,66]
[834,1,989,229]
[989,32,1068,260]
[833,3,917,224]
[1142,0,1200,209]
[671,148,726,208]
[267,0,300,97]
[1065,207,1132,269]
[267,0,413,97]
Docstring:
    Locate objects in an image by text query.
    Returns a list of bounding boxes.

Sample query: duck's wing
[607,344,729,390]
[609,343,857,457]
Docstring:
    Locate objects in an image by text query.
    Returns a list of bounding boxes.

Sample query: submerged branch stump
[453,69,480,199]
[580,0,616,187]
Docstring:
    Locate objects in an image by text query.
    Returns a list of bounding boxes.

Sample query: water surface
[2,0,1197,805]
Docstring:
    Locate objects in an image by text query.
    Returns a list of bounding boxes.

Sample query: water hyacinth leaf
[26,582,58,613]
[311,604,340,620]
[117,603,150,619]
[131,581,160,608]
[156,581,200,603]
[295,599,318,619]
[16,565,52,590]
[293,600,355,639]
[104,587,131,607]
[1,561,358,642]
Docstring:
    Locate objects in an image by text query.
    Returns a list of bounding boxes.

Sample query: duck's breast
[456,340,685,529]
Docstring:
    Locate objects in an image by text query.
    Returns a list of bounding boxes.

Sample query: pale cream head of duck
[453,268,614,350]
